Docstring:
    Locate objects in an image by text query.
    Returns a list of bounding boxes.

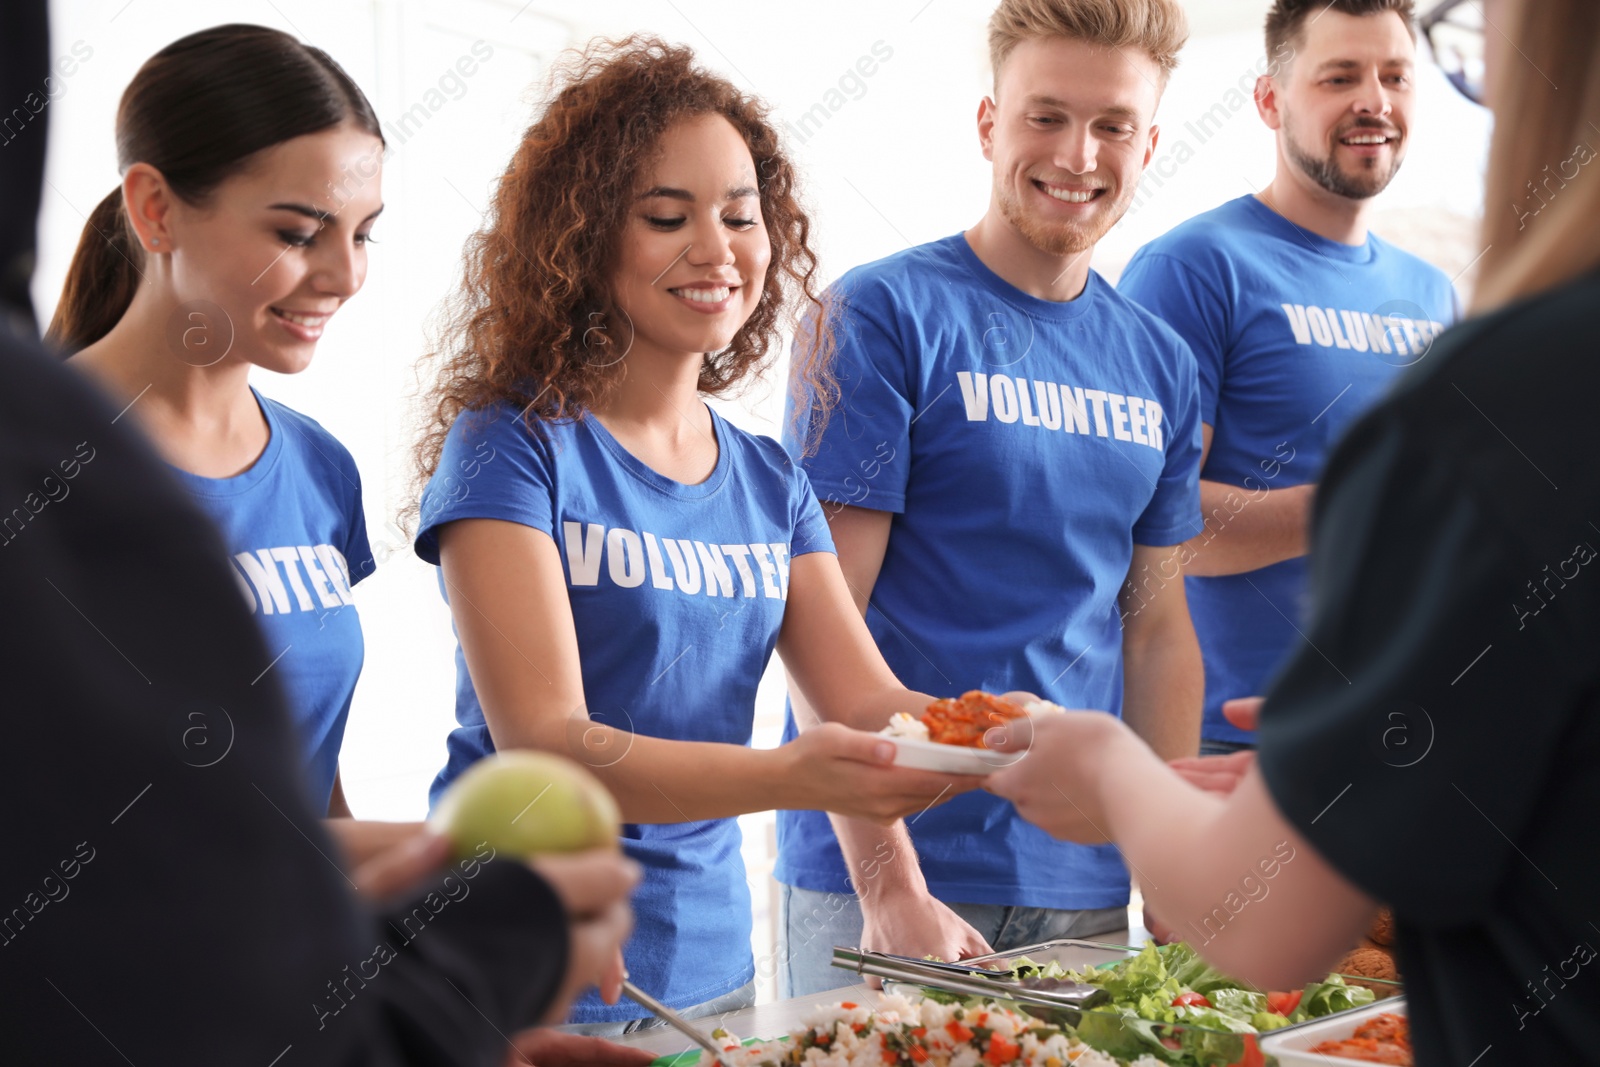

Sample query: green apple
[431,750,621,860]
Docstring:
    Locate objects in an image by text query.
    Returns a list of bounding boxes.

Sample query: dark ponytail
[46,24,384,355]
[52,191,144,354]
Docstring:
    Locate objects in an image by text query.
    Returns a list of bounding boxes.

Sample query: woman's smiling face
[150,121,384,372]
[610,113,771,365]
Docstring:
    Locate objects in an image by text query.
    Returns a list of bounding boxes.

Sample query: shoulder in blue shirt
[168,390,371,811]
[1119,195,1459,744]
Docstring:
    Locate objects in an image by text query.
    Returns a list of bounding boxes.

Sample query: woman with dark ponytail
[53,24,385,821]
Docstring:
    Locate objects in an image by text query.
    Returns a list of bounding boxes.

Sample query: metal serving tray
[879,938,1402,1067]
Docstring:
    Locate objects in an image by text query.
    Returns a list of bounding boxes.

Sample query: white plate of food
[881,692,1062,775]
[1259,998,1410,1065]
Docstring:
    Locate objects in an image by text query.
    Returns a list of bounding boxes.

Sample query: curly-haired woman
[410,37,979,1031]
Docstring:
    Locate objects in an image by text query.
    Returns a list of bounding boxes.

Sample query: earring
[151,238,160,247]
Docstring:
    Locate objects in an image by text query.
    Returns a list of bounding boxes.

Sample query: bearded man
[1118,0,1459,761]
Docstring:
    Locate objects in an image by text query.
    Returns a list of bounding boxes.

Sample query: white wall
[36,0,1491,1002]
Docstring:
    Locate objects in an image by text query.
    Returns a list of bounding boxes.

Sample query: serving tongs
[621,979,735,1067]
[831,947,1111,1023]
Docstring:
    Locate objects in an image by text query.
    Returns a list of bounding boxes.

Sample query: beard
[996,174,1131,256]
[1283,115,1406,200]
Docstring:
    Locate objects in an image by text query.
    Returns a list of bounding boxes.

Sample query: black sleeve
[360,861,571,1063]
[0,333,569,1065]
[1256,404,1595,923]
[0,0,48,331]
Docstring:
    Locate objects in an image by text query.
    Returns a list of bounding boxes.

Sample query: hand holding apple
[431,750,622,860]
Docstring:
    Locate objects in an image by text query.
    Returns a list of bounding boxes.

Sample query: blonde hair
[987,0,1189,91]
[1473,0,1600,312]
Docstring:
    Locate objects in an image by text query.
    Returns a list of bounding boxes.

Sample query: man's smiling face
[1274,9,1416,200]
[981,35,1163,256]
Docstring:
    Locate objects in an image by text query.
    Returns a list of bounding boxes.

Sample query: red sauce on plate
[1308,1013,1411,1064]
[922,692,1027,748]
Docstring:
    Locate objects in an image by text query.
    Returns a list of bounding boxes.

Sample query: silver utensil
[852,950,1017,982]
[831,947,1112,1019]
[621,979,734,1067]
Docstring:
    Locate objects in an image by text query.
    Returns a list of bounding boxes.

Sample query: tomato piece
[985,1037,1020,1065]
[946,1021,975,1043]
[1171,992,1212,1008]
[1266,990,1303,1016]
[1229,1034,1265,1067]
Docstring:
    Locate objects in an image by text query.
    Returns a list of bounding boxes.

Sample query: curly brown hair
[410,35,837,516]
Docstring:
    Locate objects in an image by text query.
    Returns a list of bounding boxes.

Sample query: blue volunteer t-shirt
[413,402,834,1023]
[170,389,371,812]
[1119,195,1459,744]
[776,233,1204,910]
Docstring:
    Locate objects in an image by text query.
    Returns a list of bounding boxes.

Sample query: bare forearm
[830,684,935,733]
[794,671,934,898]
[1182,481,1314,577]
[488,718,791,823]
[1095,730,1371,988]
[1096,736,1274,957]
[598,734,791,822]
[1121,623,1203,761]
[830,813,992,964]
[829,815,925,899]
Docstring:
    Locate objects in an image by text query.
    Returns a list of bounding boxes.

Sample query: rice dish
[698,994,1165,1067]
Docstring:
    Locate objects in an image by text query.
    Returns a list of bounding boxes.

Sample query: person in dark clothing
[0,5,640,1064]
[987,0,1600,1063]
[0,0,48,336]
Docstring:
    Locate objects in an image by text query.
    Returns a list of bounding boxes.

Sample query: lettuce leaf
[1166,945,1240,997]
[1006,956,1069,981]
[1289,975,1377,1022]
[1095,942,1177,1002]
[1207,989,1267,1018]
[1134,991,1179,1024]
[1072,1008,1184,1064]
[1177,1027,1258,1067]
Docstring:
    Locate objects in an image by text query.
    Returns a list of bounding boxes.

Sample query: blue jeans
[559,981,757,1037]
[1199,737,1256,757]
[777,884,1127,998]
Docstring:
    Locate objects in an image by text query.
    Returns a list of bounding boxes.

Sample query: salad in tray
[916,941,1381,1067]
